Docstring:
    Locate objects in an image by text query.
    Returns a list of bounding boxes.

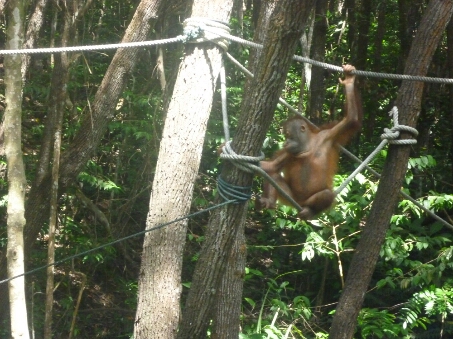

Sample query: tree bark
[343,0,356,58]
[397,0,424,73]
[329,1,453,338]
[4,0,30,338]
[364,0,386,142]
[0,0,168,325]
[447,14,453,183]
[355,0,372,72]
[43,2,75,336]
[21,0,49,82]
[307,0,328,124]
[177,1,315,338]
[133,1,234,338]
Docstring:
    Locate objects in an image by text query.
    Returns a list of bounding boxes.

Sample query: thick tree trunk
[133,1,234,338]
[329,1,453,338]
[177,1,315,338]
[4,0,30,338]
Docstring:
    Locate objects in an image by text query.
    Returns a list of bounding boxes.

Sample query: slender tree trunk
[355,0,371,72]
[0,0,6,16]
[21,0,49,81]
[343,0,356,57]
[373,0,386,73]
[447,15,453,183]
[4,0,30,338]
[133,1,234,338]
[329,1,453,338]
[397,0,424,73]
[307,0,328,124]
[364,0,386,142]
[178,1,315,338]
[298,12,314,113]
[43,3,73,335]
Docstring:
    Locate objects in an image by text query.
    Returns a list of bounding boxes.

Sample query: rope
[0,200,235,285]
[0,16,452,84]
[183,17,231,51]
[217,176,252,203]
[335,106,418,194]
[219,140,264,173]
[220,58,230,142]
[0,18,450,228]
[219,141,306,214]
[292,55,453,84]
[0,37,186,55]
[221,52,451,230]
[223,32,453,229]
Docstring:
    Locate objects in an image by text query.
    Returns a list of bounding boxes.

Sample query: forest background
[1,0,453,338]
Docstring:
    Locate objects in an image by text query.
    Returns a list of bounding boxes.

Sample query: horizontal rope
[0,17,450,84]
[0,37,186,55]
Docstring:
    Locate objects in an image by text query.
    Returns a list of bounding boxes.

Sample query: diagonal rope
[0,200,235,285]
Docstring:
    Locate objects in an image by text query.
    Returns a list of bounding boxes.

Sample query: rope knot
[183,17,231,51]
[219,140,265,173]
[216,141,264,203]
[380,106,418,145]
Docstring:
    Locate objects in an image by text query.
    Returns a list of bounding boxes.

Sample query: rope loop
[183,17,231,51]
[217,176,252,203]
[217,141,264,203]
[219,140,265,173]
[381,106,418,145]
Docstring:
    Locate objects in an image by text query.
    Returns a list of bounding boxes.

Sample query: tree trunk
[4,0,30,338]
[307,0,328,124]
[212,227,247,339]
[133,1,234,338]
[355,0,371,72]
[397,0,424,73]
[0,0,168,323]
[21,0,49,82]
[447,15,453,183]
[329,1,453,338]
[43,3,75,336]
[298,12,314,113]
[343,0,356,57]
[373,0,386,73]
[177,1,315,338]
[365,0,386,142]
